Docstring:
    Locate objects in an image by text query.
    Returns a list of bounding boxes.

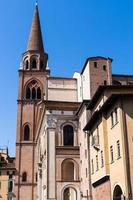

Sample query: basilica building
[14,4,133,200]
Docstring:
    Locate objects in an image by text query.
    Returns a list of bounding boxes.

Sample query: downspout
[87,131,93,200]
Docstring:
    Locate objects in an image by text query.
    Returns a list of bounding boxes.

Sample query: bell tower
[15,4,49,200]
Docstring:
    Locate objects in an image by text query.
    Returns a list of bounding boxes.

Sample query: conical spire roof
[27,4,44,52]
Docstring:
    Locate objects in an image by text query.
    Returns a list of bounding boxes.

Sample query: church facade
[14,4,133,200]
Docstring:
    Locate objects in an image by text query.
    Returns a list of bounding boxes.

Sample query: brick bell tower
[15,4,49,200]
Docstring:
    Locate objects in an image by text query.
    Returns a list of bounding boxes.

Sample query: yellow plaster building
[84,86,133,200]
[0,148,16,200]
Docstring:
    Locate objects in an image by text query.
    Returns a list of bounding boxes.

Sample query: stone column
[47,117,57,200]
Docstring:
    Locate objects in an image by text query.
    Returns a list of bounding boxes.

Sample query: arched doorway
[64,187,77,200]
[113,185,123,200]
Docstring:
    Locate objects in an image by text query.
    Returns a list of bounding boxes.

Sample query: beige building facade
[0,148,16,200]
[14,3,133,200]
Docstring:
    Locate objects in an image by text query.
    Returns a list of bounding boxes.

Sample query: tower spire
[27,4,44,52]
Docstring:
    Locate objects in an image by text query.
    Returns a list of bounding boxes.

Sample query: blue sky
[0,0,133,156]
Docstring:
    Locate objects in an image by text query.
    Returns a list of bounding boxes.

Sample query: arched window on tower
[26,87,31,99]
[25,80,42,100]
[63,125,74,146]
[32,87,36,99]
[32,59,37,69]
[25,60,29,70]
[22,172,27,182]
[40,61,44,70]
[37,87,41,99]
[24,125,30,141]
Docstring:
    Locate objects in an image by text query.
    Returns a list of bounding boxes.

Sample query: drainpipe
[87,131,93,200]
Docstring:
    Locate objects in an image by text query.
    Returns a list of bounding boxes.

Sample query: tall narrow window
[26,87,31,99]
[115,108,118,124]
[96,126,99,141]
[37,88,41,99]
[94,62,97,68]
[32,59,37,69]
[96,155,99,171]
[25,60,29,70]
[32,88,36,99]
[63,125,74,146]
[24,125,30,141]
[111,112,114,127]
[110,146,114,163]
[101,151,104,167]
[104,80,107,85]
[103,65,106,71]
[40,61,44,70]
[22,172,27,182]
[91,159,94,174]
[117,140,121,159]
[8,180,13,192]
[86,168,88,177]
[85,149,87,159]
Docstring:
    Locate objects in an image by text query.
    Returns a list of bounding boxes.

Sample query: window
[86,168,88,177]
[115,108,118,124]
[110,146,114,163]
[25,60,29,70]
[113,80,121,85]
[24,125,30,141]
[40,61,44,70]
[63,125,74,146]
[101,151,104,167]
[32,88,36,99]
[26,80,42,100]
[62,160,74,181]
[36,172,38,182]
[64,188,77,200]
[8,180,13,192]
[111,112,114,127]
[111,108,118,128]
[26,87,31,99]
[96,155,99,171]
[85,149,87,159]
[22,172,27,182]
[1,157,4,162]
[103,65,106,71]
[117,140,121,159]
[32,59,37,69]
[104,80,107,85]
[91,159,94,174]
[37,88,41,99]
[97,126,99,138]
[94,62,97,68]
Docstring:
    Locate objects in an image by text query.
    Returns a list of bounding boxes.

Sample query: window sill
[110,161,114,164]
[111,121,119,129]
[117,156,121,160]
